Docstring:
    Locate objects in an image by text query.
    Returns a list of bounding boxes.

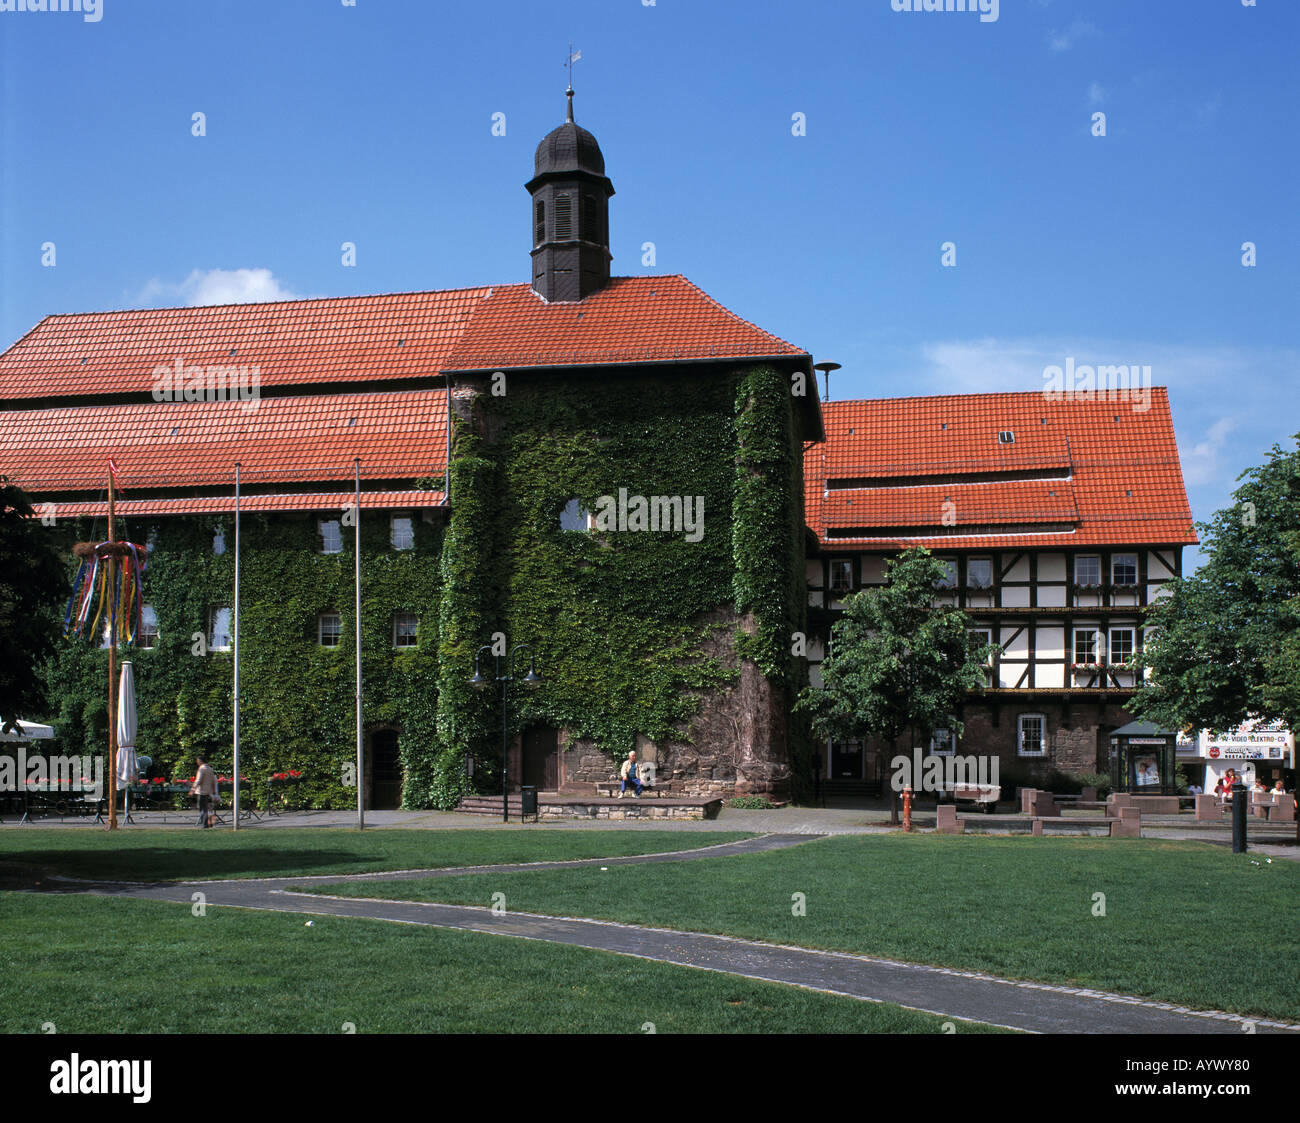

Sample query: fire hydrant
[902,785,914,832]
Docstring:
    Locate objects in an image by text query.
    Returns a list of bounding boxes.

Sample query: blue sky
[2,0,1296,559]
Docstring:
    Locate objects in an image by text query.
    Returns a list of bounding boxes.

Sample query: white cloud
[1183,416,1237,487]
[1087,82,1107,105]
[1048,19,1097,52]
[135,267,303,307]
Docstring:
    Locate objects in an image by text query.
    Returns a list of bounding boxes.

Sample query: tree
[795,547,995,823]
[0,480,68,720]
[1130,436,1300,734]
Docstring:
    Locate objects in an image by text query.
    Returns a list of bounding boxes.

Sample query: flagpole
[355,457,364,831]
[232,462,241,831]
[106,466,119,831]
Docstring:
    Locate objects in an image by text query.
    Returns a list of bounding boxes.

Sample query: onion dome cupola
[525,87,615,302]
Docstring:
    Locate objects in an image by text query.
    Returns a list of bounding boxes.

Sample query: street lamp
[470,643,543,821]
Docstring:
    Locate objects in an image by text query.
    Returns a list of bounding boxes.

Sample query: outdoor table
[17,783,102,824]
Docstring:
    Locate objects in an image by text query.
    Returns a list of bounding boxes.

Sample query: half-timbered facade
[803,390,1197,792]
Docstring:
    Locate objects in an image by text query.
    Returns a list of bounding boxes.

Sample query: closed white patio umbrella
[117,662,139,822]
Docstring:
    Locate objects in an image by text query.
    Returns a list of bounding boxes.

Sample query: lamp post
[470,643,543,821]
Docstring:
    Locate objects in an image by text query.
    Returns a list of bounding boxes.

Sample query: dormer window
[997,431,1015,444]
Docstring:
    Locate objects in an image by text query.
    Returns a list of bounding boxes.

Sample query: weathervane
[565,42,581,121]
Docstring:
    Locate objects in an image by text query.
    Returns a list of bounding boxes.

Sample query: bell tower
[525,86,615,302]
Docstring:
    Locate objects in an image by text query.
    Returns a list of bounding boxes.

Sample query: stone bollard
[936,803,963,835]
[1031,791,1060,817]
[1194,793,1219,821]
[1081,786,1097,803]
[1020,787,1036,815]
[1031,819,1044,837]
[1111,806,1141,838]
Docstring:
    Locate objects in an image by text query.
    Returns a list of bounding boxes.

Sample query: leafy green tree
[0,480,68,721]
[795,547,995,822]
[1131,436,1300,734]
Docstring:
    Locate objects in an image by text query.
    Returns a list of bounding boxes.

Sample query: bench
[594,784,665,798]
[940,806,1139,838]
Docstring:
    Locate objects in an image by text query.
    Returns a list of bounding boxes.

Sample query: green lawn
[0,893,1004,1033]
[0,828,752,883]
[306,833,1300,1024]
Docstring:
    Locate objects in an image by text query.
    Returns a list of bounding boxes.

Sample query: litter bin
[520,785,538,821]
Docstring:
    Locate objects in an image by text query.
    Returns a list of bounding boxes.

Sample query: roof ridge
[36,283,496,321]
[823,387,1171,408]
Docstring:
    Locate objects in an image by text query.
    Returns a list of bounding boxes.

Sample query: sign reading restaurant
[1198,721,1294,768]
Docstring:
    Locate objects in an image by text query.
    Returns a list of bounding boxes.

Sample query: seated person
[619,750,643,797]
[1273,780,1289,798]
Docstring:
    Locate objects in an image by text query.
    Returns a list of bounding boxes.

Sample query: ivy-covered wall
[39,364,812,809]
[44,509,443,810]
[427,364,809,804]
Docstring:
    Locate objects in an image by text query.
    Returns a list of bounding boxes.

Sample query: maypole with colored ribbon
[63,458,147,830]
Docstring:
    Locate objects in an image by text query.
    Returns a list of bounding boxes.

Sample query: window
[967,558,993,589]
[829,560,853,594]
[930,729,955,756]
[1075,555,1101,586]
[560,499,592,531]
[581,194,599,242]
[1018,713,1047,757]
[209,608,232,652]
[1073,627,1101,665]
[390,514,415,550]
[319,519,343,555]
[1109,627,1135,666]
[935,560,958,589]
[213,526,226,555]
[1112,554,1138,586]
[139,605,158,649]
[393,613,419,649]
[970,627,994,662]
[997,430,1015,444]
[316,611,341,647]
[554,193,572,239]
[534,199,545,245]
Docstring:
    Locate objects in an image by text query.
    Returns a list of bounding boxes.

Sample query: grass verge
[306,833,1300,1024]
[0,893,1005,1033]
[0,828,753,883]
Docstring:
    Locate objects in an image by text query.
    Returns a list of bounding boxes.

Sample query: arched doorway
[521,725,558,791]
[369,728,403,810]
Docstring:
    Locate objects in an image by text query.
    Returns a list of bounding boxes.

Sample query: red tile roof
[0,276,805,402]
[442,276,806,370]
[0,288,489,401]
[806,390,1197,549]
[52,491,445,519]
[0,390,449,493]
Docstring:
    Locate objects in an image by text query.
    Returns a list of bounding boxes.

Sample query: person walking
[191,755,218,828]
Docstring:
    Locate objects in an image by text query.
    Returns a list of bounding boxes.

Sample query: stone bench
[594,784,667,798]
[944,807,1138,838]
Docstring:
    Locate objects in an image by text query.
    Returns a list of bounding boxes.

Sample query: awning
[0,720,55,741]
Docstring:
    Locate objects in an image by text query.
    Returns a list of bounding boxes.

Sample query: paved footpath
[47,832,1299,1036]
